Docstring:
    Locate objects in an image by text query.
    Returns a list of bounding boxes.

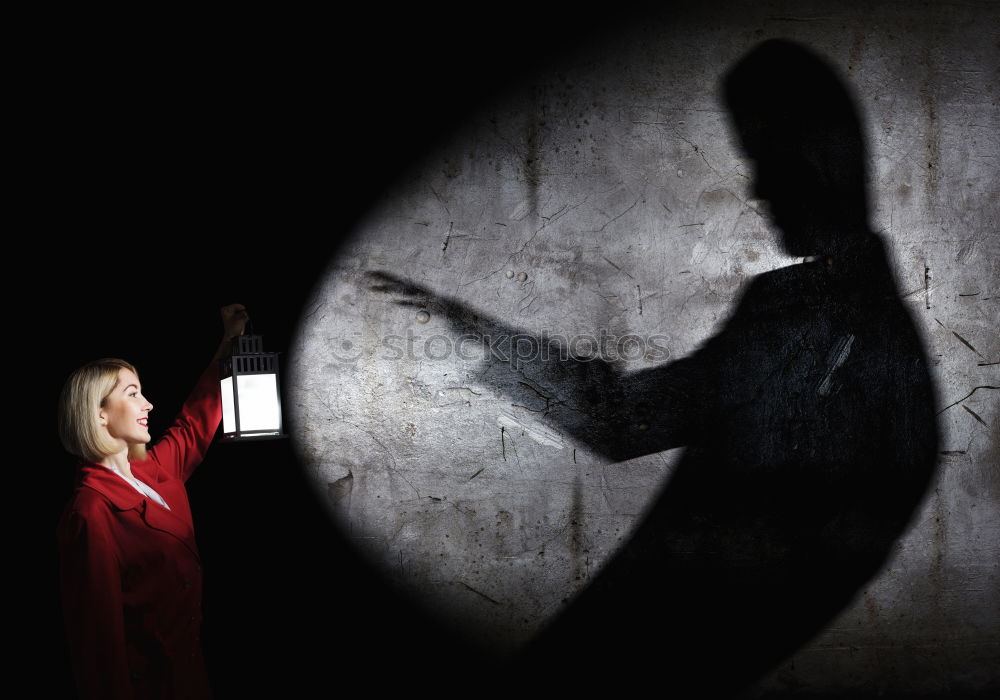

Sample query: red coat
[57,363,221,700]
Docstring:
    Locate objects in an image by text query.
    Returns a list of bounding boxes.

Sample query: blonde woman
[56,304,247,700]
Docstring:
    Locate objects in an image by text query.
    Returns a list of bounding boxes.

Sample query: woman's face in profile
[100,368,154,447]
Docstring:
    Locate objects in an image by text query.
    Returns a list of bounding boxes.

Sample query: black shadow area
[368,39,940,696]
[515,39,940,695]
[38,5,652,697]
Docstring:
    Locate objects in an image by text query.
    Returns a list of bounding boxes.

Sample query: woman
[56,304,248,700]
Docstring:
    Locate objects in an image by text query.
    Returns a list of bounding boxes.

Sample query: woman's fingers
[220,304,249,338]
[221,303,248,318]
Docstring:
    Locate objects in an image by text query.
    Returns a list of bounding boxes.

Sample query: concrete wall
[291,1,998,694]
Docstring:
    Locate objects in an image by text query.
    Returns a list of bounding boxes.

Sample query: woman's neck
[99,449,135,482]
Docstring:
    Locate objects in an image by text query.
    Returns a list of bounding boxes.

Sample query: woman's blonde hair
[58,358,148,463]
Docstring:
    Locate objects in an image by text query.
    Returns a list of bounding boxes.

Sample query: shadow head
[722,39,871,257]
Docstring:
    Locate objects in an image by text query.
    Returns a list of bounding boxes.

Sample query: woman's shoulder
[57,472,130,536]
[59,487,114,528]
[56,487,127,565]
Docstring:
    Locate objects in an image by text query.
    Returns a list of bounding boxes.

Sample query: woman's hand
[221,304,249,341]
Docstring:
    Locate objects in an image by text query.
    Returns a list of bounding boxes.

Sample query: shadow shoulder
[732,260,827,311]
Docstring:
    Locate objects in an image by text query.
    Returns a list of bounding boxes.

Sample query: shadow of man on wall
[372,38,938,695]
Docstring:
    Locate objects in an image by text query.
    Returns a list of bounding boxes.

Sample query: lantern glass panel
[221,376,236,434]
[236,373,281,432]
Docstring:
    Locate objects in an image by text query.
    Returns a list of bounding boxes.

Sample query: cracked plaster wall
[291,1,998,694]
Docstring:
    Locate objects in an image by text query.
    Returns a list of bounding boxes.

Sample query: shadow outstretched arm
[368,271,706,462]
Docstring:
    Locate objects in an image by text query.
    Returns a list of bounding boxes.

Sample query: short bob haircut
[58,358,148,463]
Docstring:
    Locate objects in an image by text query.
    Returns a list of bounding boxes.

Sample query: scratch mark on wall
[342,419,420,498]
[459,581,501,605]
[439,386,483,397]
[598,467,613,510]
[924,263,931,309]
[442,221,454,256]
[597,196,640,233]
[517,380,563,415]
[962,405,989,427]
[429,185,451,216]
[497,411,565,449]
[304,302,327,321]
[937,386,1000,414]
[951,330,985,358]
[818,334,855,395]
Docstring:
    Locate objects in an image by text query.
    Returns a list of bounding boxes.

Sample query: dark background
[37,3,995,697]
[39,4,629,697]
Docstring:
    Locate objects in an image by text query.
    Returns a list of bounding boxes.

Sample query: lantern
[219,334,286,441]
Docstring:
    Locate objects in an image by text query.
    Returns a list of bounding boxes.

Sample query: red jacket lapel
[76,461,200,561]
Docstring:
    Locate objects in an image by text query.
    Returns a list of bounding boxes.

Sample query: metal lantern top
[223,334,277,375]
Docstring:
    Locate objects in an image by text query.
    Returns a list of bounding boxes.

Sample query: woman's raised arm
[146,304,248,481]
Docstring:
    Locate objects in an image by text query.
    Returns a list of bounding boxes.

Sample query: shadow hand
[366,271,438,309]
[365,270,479,333]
